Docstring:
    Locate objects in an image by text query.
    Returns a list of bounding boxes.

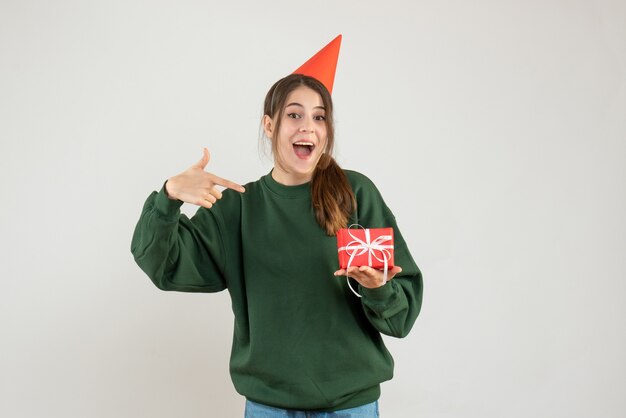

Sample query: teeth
[294,142,314,146]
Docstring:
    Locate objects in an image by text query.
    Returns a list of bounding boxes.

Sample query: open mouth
[293,141,315,159]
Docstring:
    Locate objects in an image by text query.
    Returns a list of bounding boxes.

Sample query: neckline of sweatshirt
[261,170,312,199]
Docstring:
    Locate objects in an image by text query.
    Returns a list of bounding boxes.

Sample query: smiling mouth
[293,142,315,159]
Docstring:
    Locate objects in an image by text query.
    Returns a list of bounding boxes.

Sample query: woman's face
[264,85,328,185]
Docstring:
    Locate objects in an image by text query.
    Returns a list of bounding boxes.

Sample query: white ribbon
[337,224,394,298]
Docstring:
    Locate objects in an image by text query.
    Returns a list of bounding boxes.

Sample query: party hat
[293,34,342,94]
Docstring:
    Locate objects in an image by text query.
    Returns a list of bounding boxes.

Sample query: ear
[262,115,274,139]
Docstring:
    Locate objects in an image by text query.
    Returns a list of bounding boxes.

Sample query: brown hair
[263,74,356,236]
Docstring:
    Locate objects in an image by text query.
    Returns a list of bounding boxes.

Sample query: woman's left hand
[334,265,403,289]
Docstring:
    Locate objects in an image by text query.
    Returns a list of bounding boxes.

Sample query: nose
[299,117,314,133]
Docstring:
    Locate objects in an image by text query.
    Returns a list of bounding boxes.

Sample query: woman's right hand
[165,148,245,208]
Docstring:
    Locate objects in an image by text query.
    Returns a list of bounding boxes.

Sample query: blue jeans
[244,400,379,418]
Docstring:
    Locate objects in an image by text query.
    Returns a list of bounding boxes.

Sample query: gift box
[336,226,394,270]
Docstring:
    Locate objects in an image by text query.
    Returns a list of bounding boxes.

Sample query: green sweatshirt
[131,170,423,412]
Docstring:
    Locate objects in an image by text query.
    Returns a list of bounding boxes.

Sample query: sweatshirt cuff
[360,281,395,301]
[154,182,184,217]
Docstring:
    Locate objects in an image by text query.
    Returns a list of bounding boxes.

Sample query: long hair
[263,74,355,236]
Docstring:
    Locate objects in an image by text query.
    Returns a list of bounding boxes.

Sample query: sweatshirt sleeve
[359,235,423,339]
[130,186,228,293]
[348,171,424,338]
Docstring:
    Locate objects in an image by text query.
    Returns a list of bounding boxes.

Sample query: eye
[287,113,301,119]
[314,115,326,121]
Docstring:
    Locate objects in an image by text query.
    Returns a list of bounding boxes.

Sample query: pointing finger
[211,174,245,193]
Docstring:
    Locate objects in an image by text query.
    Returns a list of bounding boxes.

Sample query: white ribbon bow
[337,224,394,298]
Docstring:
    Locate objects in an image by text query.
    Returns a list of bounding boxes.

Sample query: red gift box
[337,226,394,270]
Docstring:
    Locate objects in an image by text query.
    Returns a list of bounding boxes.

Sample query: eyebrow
[285,102,326,110]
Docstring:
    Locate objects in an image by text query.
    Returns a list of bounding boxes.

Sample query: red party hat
[292,34,342,94]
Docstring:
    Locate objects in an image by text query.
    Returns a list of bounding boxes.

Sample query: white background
[1,0,625,417]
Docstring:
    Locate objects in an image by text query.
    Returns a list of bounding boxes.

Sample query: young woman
[132,49,423,418]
